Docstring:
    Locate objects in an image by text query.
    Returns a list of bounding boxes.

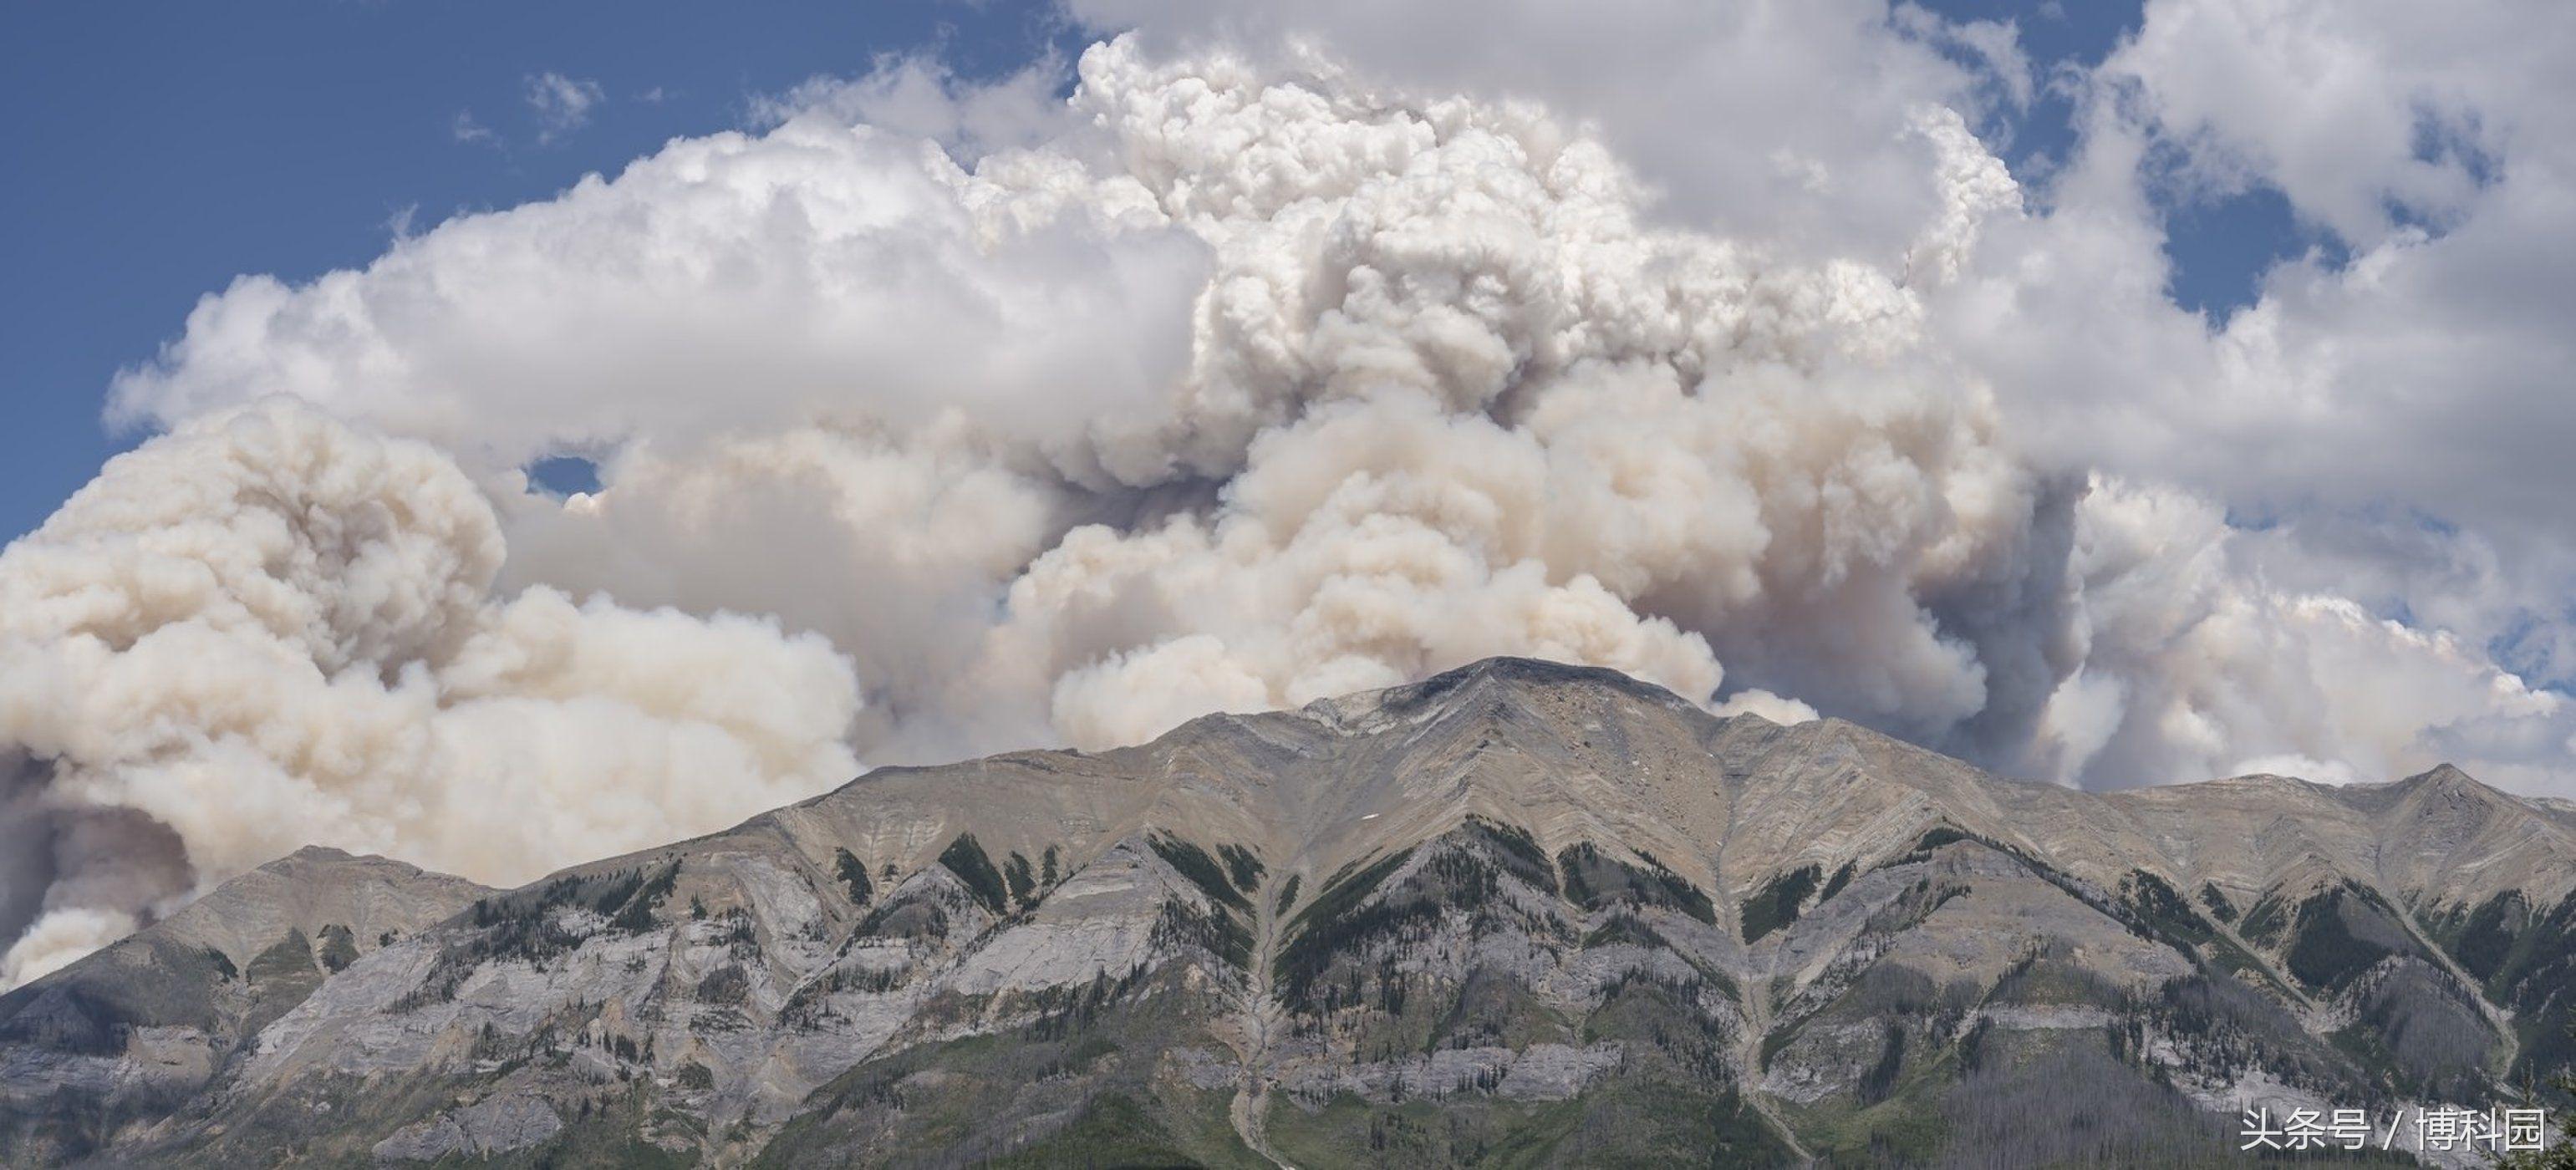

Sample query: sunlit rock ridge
[4,657,2573,1166]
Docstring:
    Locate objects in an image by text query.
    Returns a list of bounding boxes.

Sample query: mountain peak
[1381,655,1704,710]
[242,845,470,893]
[2403,761,2482,791]
[9,661,2576,1167]
[2329,761,2508,816]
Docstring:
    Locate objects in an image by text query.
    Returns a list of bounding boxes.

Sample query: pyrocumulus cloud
[8,6,2573,984]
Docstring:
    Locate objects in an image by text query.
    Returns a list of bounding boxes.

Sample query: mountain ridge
[5,655,2573,1167]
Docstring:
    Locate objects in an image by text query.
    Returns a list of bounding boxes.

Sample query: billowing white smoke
[0,401,859,985]
[5,33,2567,983]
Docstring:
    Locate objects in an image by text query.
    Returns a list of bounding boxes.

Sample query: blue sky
[2,0,2304,543]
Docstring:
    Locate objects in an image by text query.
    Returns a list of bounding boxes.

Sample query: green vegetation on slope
[937,833,1011,916]
[1557,842,1716,924]
[1743,863,1822,943]
[831,847,873,907]
[1148,832,1253,913]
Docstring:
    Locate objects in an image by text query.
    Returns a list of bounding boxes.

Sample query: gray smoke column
[4,34,2566,983]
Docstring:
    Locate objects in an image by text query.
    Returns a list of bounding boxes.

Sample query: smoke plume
[4,26,2568,984]
[0,403,858,984]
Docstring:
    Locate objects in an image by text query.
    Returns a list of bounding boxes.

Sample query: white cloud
[1062,0,2035,263]
[525,71,606,144]
[451,109,497,147]
[750,53,1074,158]
[1923,0,2576,701]
[1893,4,2036,112]
[109,111,1209,481]
[2097,0,2534,247]
[104,30,2572,791]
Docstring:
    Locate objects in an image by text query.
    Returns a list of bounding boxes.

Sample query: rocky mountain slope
[4,657,2573,1167]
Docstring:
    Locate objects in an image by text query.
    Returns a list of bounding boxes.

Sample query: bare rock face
[4,656,2574,1167]
[370,1094,563,1162]
[0,847,491,1159]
